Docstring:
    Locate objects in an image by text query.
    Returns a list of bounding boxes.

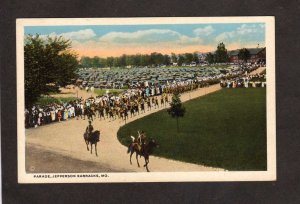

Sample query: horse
[84,107,96,121]
[83,130,100,156]
[75,106,82,120]
[127,138,159,172]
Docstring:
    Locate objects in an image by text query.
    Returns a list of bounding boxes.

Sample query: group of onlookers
[25,64,266,128]
[220,73,266,88]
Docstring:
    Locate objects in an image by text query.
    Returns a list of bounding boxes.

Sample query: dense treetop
[24,35,79,107]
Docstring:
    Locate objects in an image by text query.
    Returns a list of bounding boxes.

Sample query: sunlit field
[118,88,266,171]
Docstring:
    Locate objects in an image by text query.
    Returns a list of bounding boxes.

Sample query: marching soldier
[147,97,151,111]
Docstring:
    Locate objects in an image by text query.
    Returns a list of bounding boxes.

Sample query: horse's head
[149,138,159,148]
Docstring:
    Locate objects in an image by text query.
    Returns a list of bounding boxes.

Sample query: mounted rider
[129,130,147,152]
[86,120,94,138]
[137,130,147,151]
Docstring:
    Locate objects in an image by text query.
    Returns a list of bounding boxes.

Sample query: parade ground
[25,67,266,173]
[26,84,224,173]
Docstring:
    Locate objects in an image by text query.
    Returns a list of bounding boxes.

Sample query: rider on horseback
[86,120,94,138]
[137,130,147,153]
[129,130,146,153]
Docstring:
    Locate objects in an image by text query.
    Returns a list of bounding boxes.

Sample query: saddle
[131,142,142,152]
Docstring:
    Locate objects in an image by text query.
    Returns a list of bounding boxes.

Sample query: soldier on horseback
[129,130,146,152]
[86,120,94,138]
[83,121,100,156]
[137,130,147,153]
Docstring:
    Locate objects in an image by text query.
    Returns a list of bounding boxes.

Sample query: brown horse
[127,139,159,172]
[83,130,100,156]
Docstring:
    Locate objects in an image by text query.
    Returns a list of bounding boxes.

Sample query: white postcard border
[17,17,276,183]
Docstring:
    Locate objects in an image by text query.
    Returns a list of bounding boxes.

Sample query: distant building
[228,47,266,63]
[197,53,207,63]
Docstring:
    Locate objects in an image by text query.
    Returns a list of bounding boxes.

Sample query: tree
[113,57,121,67]
[167,92,186,132]
[177,55,185,66]
[193,52,200,64]
[80,56,92,67]
[205,52,215,64]
[92,56,101,68]
[163,54,171,66]
[106,57,114,68]
[133,54,142,67]
[141,54,151,66]
[120,54,127,67]
[184,53,194,64]
[171,53,177,63]
[238,48,250,62]
[126,55,135,67]
[24,34,79,107]
[215,42,229,63]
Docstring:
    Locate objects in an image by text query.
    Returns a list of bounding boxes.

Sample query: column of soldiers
[72,82,205,122]
[25,81,207,128]
[86,92,170,122]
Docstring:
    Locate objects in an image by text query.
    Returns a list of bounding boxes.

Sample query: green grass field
[94,89,125,96]
[36,96,78,106]
[117,88,266,171]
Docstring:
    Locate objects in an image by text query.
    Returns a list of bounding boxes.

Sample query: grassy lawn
[117,88,266,171]
[94,88,125,96]
[36,96,78,106]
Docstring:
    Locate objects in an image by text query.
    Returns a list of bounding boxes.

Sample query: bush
[36,96,78,106]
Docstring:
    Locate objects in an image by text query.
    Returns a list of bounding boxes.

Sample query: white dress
[51,111,56,121]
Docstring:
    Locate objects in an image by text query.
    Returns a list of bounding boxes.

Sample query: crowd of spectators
[25,64,266,128]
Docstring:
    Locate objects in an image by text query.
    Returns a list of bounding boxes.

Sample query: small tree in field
[167,92,186,132]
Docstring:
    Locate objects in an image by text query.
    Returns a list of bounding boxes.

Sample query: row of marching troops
[24,82,196,128]
[25,80,219,128]
[75,81,211,122]
[75,92,170,122]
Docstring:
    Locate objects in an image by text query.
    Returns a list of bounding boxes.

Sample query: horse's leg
[90,143,92,154]
[86,141,89,151]
[144,157,150,172]
[143,156,148,167]
[95,143,98,157]
[136,152,140,167]
[129,151,133,165]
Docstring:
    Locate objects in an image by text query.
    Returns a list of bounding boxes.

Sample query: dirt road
[26,67,266,173]
[26,85,224,173]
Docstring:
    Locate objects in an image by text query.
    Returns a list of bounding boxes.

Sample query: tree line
[79,52,200,68]
[205,42,251,63]
[24,34,252,107]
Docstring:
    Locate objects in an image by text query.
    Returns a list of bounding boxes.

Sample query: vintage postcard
[17,17,276,183]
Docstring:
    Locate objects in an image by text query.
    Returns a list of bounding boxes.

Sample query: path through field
[26,67,266,173]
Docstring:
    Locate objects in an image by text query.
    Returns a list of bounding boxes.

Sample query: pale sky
[25,23,265,58]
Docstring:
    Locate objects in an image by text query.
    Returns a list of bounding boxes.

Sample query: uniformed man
[86,120,94,137]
